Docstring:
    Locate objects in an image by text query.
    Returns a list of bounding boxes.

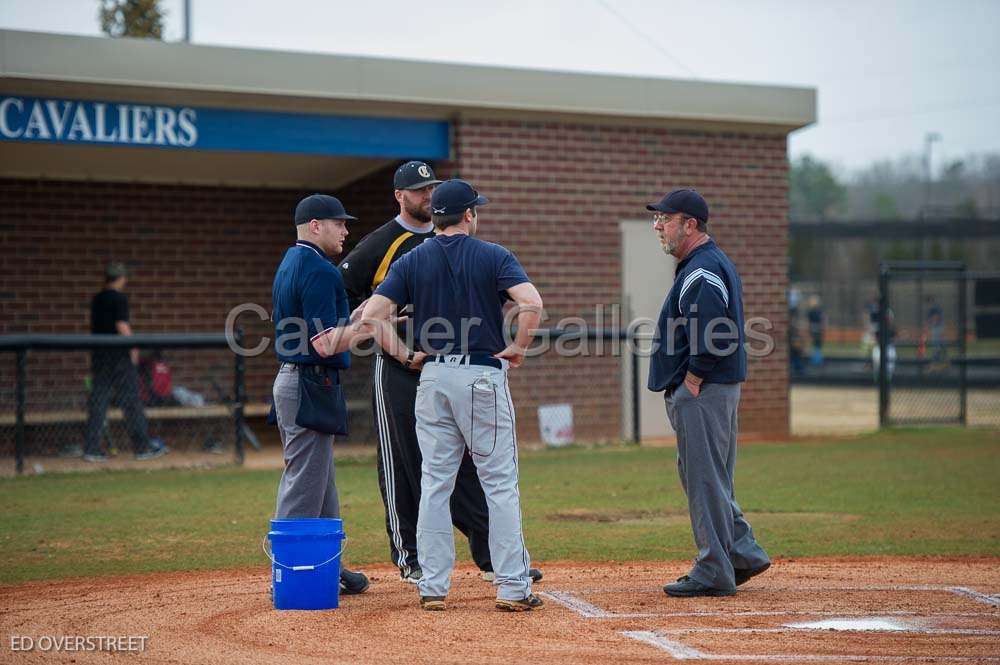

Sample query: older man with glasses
[647,188,770,598]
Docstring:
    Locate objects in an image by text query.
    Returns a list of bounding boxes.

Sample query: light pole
[183,0,191,43]
[922,131,941,217]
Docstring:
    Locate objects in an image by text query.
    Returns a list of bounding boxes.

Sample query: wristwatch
[403,350,416,368]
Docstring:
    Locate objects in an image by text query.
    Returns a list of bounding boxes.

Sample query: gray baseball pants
[414,358,532,602]
[665,382,769,591]
[272,364,340,519]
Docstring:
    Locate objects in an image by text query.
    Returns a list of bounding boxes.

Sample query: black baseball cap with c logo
[393,161,443,190]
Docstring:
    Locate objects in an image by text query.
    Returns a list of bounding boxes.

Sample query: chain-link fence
[1,333,251,473]
[3,329,646,473]
[878,262,1000,427]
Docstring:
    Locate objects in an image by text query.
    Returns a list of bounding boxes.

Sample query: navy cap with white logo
[430,179,489,216]
[294,194,357,225]
[646,188,710,223]
[393,161,443,190]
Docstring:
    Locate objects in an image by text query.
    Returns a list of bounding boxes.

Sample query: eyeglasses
[652,212,695,227]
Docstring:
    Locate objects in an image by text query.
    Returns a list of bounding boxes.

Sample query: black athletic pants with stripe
[372,354,492,578]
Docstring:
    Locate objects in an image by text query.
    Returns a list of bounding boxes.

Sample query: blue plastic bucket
[266,518,344,610]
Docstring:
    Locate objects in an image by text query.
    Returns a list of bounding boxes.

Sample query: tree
[789,155,846,221]
[872,191,900,220]
[99,0,165,39]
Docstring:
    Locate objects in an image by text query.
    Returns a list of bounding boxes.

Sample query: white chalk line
[541,589,996,619]
[621,630,1000,663]
[576,585,1000,595]
[622,631,1000,662]
[622,631,702,659]
[567,586,1000,662]
[655,627,1000,636]
[537,592,623,618]
[947,586,1000,608]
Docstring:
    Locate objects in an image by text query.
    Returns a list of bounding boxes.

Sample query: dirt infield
[3,558,998,664]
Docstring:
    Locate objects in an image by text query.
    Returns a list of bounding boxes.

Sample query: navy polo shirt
[272,240,351,368]
[374,234,530,355]
[648,239,746,392]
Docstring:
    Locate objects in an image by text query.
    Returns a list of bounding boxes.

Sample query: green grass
[2,428,999,584]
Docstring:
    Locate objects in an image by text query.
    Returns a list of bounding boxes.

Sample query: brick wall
[0,120,790,448]
[0,171,396,448]
[453,119,789,438]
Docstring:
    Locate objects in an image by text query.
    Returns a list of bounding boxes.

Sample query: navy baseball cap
[646,188,709,223]
[430,179,489,216]
[294,194,357,225]
[393,161,442,190]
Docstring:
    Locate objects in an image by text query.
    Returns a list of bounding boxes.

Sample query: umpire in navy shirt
[647,189,770,598]
[359,179,545,612]
[270,194,373,595]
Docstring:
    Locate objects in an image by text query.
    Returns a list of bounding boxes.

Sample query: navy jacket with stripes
[648,239,747,393]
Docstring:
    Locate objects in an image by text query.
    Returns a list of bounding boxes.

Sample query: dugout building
[0,29,815,447]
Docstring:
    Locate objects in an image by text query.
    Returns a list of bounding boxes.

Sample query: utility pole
[922,131,941,218]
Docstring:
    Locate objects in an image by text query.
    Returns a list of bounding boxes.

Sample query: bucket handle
[262,535,346,571]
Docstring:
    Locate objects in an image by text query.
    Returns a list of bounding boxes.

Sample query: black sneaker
[496,593,544,612]
[734,562,770,586]
[340,568,369,595]
[663,575,735,598]
[481,568,543,583]
[401,567,423,584]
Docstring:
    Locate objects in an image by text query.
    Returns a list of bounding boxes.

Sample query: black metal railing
[1,332,247,474]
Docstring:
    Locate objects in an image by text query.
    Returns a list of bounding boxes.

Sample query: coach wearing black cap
[647,188,770,598]
[269,193,372,595]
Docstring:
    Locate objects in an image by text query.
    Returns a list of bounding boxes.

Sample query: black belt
[429,354,502,369]
[280,362,339,378]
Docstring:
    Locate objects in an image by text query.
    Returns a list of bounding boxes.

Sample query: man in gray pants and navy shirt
[270,194,371,596]
[361,179,544,612]
[648,189,771,597]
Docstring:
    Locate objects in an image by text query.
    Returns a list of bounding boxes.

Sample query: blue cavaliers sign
[0,95,449,158]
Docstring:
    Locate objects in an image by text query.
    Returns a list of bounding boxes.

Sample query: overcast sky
[2,0,998,175]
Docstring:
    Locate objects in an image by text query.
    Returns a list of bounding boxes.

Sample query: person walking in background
[806,294,824,366]
[647,188,770,598]
[861,294,879,369]
[83,263,168,463]
[872,305,898,381]
[924,295,946,364]
[788,289,805,376]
